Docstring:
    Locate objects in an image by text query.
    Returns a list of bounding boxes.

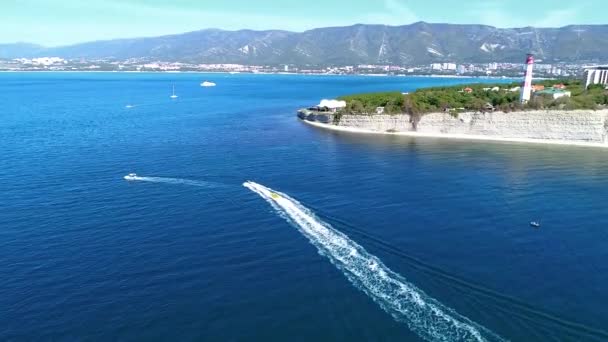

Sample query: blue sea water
[1,72,608,341]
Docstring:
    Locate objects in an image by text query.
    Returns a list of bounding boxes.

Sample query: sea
[2,72,608,341]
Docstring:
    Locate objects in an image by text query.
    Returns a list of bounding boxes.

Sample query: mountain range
[2,22,608,65]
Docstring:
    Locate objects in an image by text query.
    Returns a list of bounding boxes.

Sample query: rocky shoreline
[297,109,608,148]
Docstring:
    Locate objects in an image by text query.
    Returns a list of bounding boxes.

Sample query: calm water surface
[1,73,607,341]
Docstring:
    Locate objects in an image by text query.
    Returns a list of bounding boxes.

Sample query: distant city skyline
[1,0,606,46]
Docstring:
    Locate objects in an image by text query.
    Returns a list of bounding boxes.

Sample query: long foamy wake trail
[244,181,505,342]
[128,176,220,188]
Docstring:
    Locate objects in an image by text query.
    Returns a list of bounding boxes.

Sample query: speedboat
[124,173,138,181]
[530,221,541,228]
[200,81,216,87]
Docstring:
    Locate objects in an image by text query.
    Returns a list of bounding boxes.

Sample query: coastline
[0,70,525,79]
[301,119,608,149]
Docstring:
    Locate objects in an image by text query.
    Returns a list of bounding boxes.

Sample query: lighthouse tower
[520,54,534,103]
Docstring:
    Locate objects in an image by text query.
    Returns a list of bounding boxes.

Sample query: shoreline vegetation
[337,80,608,118]
[298,79,608,148]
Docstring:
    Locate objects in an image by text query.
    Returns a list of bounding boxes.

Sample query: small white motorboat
[530,221,541,228]
[200,81,216,87]
[124,173,138,181]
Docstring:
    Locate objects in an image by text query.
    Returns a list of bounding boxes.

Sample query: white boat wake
[244,181,505,342]
[124,175,220,188]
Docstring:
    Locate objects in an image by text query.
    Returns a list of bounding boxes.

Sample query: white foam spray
[126,176,220,188]
[244,181,505,342]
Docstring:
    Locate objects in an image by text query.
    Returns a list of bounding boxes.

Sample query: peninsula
[298,79,608,147]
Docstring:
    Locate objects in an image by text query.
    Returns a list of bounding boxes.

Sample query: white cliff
[335,114,413,132]
[298,109,608,146]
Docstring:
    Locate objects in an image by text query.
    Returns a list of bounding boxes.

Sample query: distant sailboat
[170,85,178,99]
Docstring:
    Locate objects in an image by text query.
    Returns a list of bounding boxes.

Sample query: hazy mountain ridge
[2,22,608,64]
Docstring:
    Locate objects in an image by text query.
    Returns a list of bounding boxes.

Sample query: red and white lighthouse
[520,54,534,103]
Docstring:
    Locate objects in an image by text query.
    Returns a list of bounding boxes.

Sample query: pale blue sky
[2,0,606,46]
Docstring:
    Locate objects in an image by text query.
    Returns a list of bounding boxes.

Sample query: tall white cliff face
[415,111,608,142]
[335,114,414,132]
[299,110,608,144]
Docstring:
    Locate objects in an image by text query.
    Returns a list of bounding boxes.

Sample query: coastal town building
[553,83,566,89]
[431,63,442,70]
[584,66,608,88]
[313,99,346,113]
[535,88,571,99]
[442,63,457,71]
[532,85,545,92]
[0,55,597,76]
[13,57,66,66]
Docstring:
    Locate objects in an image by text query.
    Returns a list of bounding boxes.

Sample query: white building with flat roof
[430,63,442,70]
[584,66,608,88]
[442,63,457,70]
